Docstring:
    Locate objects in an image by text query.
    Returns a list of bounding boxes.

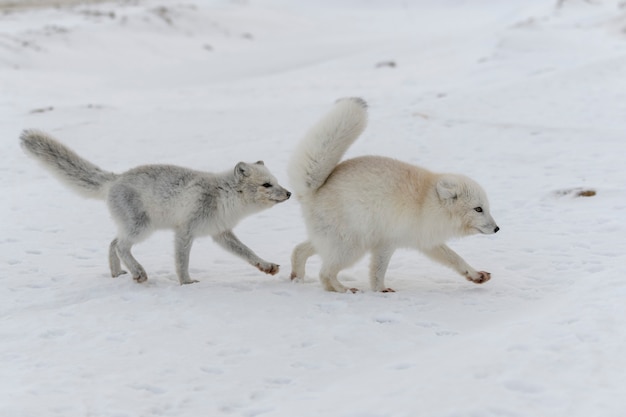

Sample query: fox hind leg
[109,238,127,277]
[290,240,316,281]
[107,184,151,283]
[114,237,148,283]
[317,244,364,293]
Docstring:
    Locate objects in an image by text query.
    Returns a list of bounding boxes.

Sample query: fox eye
[262,183,272,188]
[474,207,483,213]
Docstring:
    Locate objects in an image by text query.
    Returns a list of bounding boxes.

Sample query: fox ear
[436,176,458,201]
[255,160,264,166]
[235,162,250,178]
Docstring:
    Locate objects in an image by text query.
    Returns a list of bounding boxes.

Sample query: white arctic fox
[288,98,499,292]
[21,130,291,285]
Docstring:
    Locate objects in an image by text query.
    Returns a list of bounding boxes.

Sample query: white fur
[20,129,291,285]
[288,98,499,292]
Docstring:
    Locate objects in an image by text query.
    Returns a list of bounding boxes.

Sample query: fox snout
[282,187,292,201]
[481,212,499,234]
[483,224,499,234]
[477,224,499,235]
[273,188,291,203]
[476,218,499,235]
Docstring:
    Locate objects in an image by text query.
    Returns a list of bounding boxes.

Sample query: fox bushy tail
[20,129,117,199]
[287,97,368,199]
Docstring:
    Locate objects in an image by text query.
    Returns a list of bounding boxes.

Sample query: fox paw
[466,271,491,284]
[256,262,280,275]
[133,272,148,283]
[322,281,358,293]
[290,272,302,282]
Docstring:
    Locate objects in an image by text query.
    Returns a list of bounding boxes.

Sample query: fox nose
[286,191,292,199]
[494,226,500,233]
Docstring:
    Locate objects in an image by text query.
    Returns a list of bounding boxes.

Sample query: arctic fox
[288,98,499,292]
[21,130,291,285]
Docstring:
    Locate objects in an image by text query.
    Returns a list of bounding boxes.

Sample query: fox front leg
[369,246,395,292]
[423,244,491,284]
[212,230,279,275]
[174,229,199,285]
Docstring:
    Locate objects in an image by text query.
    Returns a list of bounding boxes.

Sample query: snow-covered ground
[2,0,626,416]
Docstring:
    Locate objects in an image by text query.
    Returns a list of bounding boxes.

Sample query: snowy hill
[2,1,626,416]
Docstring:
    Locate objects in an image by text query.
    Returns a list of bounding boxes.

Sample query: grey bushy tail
[287,97,368,198]
[20,129,117,199]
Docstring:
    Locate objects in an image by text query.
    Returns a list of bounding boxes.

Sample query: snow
[2,0,626,416]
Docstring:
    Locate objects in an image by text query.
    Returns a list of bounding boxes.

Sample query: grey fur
[19,130,117,198]
[20,129,291,285]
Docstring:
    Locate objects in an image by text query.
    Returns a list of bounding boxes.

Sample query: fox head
[234,161,291,207]
[436,174,499,236]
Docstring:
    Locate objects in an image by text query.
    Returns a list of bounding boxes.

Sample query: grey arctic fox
[288,98,499,293]
[20,130,291,285]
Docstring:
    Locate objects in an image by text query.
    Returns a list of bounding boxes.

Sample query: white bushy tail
[287,97,368,198]
[20,129,118,199]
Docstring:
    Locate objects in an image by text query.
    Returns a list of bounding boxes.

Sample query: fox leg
[422,244,491,284]
[290,240,316,281]
[319,263,351,293]
[369,247,395,292]
[107,184,151,283]
[108,238,127,277]
[114,238,148,283]
[174,228,198,285]
[213,230,279,275]
[317,245,364,293]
